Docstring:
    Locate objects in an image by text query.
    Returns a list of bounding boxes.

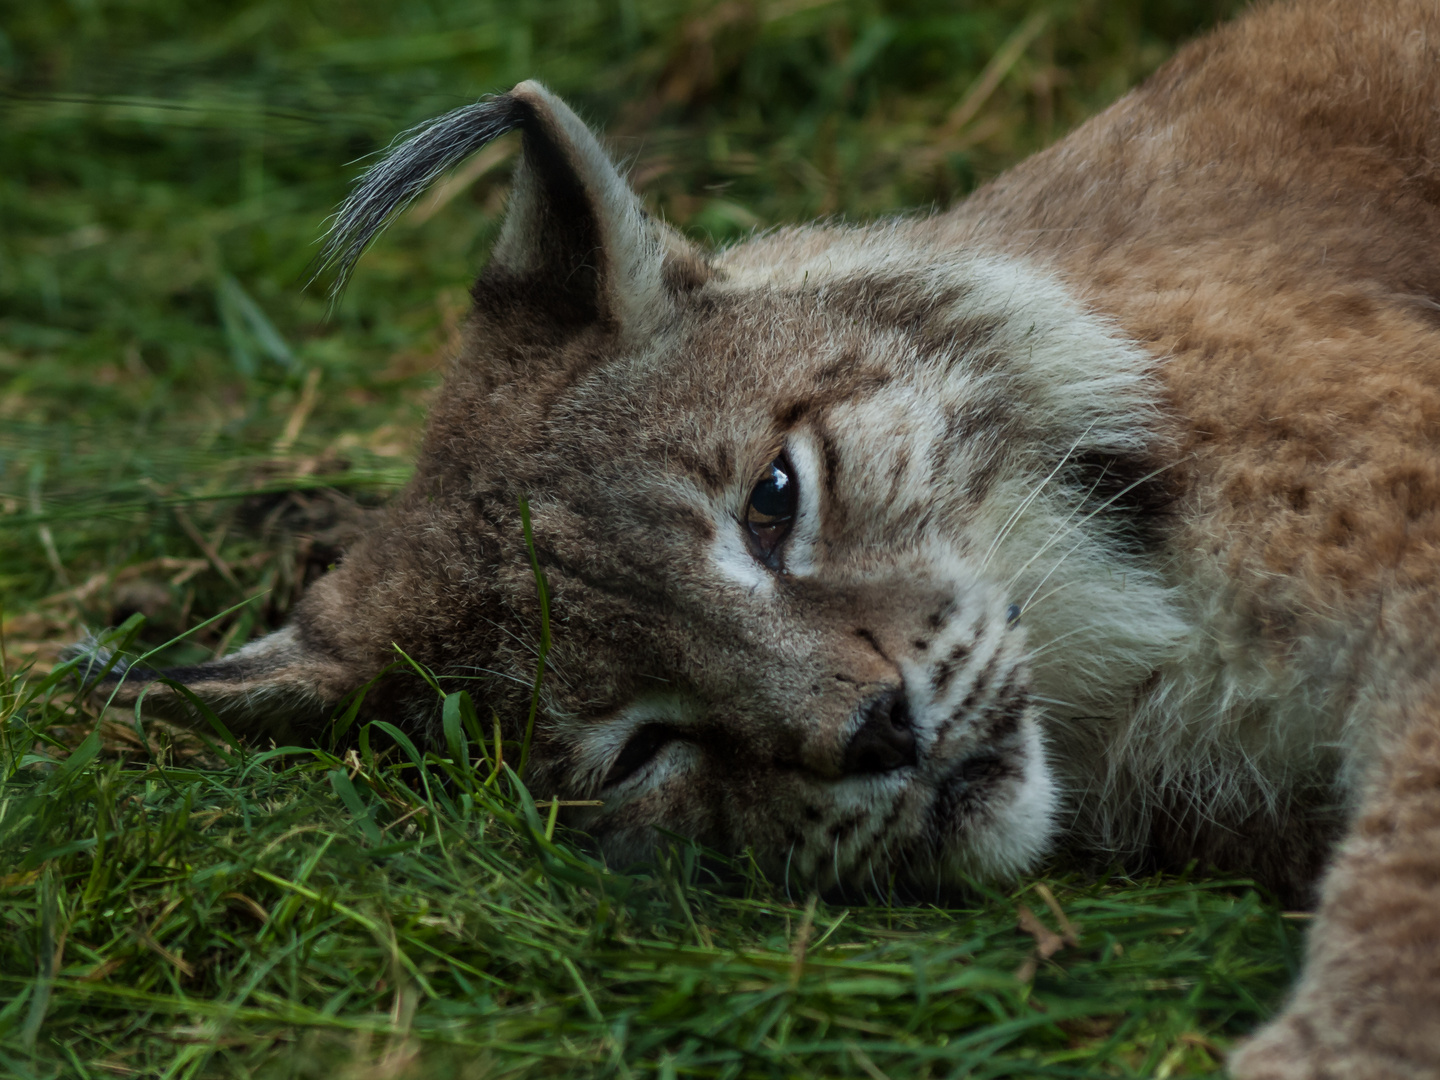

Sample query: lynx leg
[1230,698,1440,1080]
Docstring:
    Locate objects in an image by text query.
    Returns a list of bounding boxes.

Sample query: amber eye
[745,454,798,565]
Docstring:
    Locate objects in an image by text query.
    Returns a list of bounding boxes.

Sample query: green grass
[0,0,1298,1075]
[1,652,1299,1078]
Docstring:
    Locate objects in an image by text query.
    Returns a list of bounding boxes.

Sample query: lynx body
[85,1,1440,1075]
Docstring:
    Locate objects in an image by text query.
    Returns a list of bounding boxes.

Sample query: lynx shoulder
[73,1,1440,1076]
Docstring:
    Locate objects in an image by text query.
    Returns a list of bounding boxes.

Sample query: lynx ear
[319,81,706,333]
[66,627,353,744]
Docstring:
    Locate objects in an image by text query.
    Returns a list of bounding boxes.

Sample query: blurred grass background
[0,1,1304,1077]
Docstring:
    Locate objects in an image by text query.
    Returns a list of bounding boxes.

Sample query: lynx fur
[77,0,1440,1075]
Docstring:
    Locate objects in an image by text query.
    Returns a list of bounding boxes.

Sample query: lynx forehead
[79,1,1440,1076]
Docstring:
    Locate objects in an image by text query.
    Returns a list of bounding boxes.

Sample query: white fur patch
[777,432,823,578]
[949,721,1057,880]
[710,524,774,594]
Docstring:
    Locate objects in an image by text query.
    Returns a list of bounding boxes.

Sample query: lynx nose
[842,688,917,775]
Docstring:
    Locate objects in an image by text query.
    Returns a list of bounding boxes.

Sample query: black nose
[843,688,917,775]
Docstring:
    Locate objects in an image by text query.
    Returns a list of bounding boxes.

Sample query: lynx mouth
[910,715,1057,883]
[774,703,1054,892]
[927,751,1019,833]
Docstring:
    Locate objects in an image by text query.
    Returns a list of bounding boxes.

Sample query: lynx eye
[603,724,676,788]
[745,454,797,565]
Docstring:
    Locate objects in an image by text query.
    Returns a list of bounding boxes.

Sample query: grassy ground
[0,0,1301,1076]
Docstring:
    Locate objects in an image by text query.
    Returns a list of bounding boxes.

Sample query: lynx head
[93,83,1182,894]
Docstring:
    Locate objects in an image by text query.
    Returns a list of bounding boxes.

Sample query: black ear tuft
[315,94,529,298]
[59,634,133,683]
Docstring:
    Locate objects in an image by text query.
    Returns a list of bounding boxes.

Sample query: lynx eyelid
[602,724,676,789]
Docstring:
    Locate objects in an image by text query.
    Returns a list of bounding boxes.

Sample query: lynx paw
[1228,1014,1333,1080]
[1230,1008,1437,1080]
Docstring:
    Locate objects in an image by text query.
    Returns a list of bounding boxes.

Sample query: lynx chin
[71,1,1440,1076]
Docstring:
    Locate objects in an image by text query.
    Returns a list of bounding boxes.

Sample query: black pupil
[750,461,794,522]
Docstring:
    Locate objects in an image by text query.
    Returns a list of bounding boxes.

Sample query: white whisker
[980,420,1098,571]
[1005,457,1183,598]
[1028,693,1086,710]
[1022,622,1102,663]
[1018,579,1078,617]
[448,665,537,689]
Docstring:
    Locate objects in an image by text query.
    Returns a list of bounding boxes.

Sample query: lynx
[75,0,1440,1075]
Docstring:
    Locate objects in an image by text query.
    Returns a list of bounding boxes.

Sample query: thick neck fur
[937,0,1440,890]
